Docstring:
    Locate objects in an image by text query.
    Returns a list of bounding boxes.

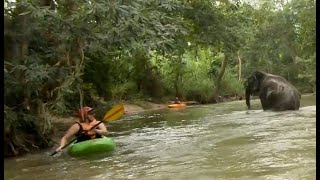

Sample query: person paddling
[174,97,181,104]
[55,106,108,153]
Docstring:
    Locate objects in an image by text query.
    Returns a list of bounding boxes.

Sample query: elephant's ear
[254,71,266,80]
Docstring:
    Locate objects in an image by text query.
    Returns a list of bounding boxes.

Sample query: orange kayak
[168,103,187,108]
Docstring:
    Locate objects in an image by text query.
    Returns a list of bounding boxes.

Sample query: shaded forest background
[4,0,315,157]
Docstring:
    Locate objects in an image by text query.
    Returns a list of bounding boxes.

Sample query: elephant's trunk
[245,87,251,109]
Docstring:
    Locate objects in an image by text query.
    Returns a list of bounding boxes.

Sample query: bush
[110,81,139,100]
[219,68,244,97]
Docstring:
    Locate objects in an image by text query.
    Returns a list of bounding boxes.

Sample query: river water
[4,95,316,180]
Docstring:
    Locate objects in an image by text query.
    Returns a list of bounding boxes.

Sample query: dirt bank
[50,101,167,124]
[49,98,241,126]
[124,102,167,114]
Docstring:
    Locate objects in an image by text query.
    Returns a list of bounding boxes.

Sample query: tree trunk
[237,51,242,81]
[215,52,228,90]
[174,56,182,98]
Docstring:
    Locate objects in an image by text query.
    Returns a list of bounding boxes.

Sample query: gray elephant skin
[245,71,301,111]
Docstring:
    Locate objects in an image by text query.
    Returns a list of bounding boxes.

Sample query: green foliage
[110,81,139,100]
[152,47,244,103]
[296,54,316,92]
[181,49,216,102]
[219,68,244,96]
[240,0,315,92]
[4,105,53,157]
[208,52,225,78]
[3,0,316,156]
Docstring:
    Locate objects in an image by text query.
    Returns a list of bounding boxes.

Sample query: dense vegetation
[4,0,315,157]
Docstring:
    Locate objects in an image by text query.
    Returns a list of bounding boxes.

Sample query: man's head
[77,106,94,122]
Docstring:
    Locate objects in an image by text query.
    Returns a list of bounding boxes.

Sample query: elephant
[245,71,301,111]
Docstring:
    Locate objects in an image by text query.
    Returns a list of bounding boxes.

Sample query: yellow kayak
[168,103,187,108]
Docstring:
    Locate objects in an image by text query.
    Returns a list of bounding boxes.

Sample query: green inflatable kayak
[67,136,116,157]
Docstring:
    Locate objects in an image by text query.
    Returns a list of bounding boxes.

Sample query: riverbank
[106,93,315,115]
[50,101,193,124]
[124,102,167,114]
[50,93,316,124]
[50,97,241,126]
[54,97,234,118]
[123,95,244,114]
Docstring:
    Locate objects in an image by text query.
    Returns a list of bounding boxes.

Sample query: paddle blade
[103,104,125,122]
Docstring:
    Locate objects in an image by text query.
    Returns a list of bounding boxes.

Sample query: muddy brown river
[4,95,316,180]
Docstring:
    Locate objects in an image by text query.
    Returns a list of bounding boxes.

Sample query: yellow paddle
[103,103,125,122]
[50,104,125,156]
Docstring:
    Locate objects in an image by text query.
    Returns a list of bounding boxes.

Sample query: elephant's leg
[266,90,283,111]
[284,91,300,110]
[261,86,284,110]
[260,98,270,110]
[269,91,299,111]
[295,98,300,110]
[259,89,272,110]
[292,91,301,110]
